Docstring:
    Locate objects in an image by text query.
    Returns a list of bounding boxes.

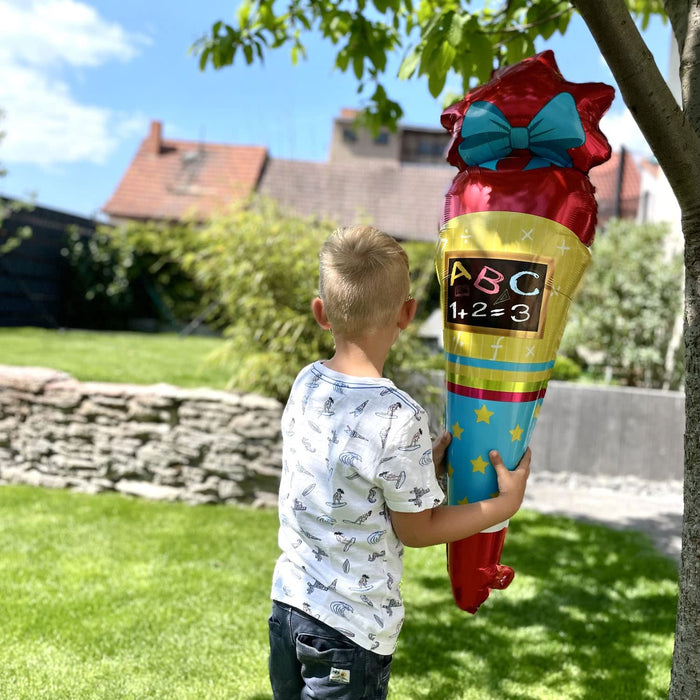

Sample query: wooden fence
[0,201,97,327]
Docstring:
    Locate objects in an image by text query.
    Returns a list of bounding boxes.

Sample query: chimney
[147,120,163,154]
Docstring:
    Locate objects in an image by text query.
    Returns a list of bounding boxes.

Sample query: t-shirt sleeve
[376,408,446,513]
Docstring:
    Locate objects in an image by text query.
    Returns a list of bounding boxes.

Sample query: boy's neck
[323,331,396,378]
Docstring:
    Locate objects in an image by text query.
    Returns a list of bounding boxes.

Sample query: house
[102,110,652,245]
[102,112,455,242]
[101,110,682,353]
[102,121,268,223]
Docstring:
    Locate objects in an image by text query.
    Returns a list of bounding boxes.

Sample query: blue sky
[0,0,673,221]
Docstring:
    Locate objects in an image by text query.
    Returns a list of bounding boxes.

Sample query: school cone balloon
[436,51,614,613]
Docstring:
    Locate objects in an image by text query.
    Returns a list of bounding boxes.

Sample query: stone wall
[0,365,686,507]
[0,365,283,506]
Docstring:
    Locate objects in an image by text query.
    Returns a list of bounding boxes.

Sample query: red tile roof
[103,119,640,238]
[589,148,641,222]
[102,121,268,221]
[258,159,453,242]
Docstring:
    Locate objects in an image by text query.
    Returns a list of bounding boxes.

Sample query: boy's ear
[398,297,418,330]
[311,297,332,330]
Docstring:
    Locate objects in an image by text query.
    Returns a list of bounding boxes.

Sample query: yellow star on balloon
[447,463,454,478]
[458,497,470,505]
[534,402,542,418]
[451,421,464,440]
[510,424,524,442]
[474,405,494,424]
[471,455,489,474]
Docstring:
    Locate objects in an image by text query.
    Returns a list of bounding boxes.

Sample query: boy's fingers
[518,447,532,473]
[489,448,532,473]
[432,431,452,452]
[489,450,505,470]
[439,431,452,447]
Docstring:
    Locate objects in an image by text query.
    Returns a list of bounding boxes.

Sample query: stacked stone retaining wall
[0,365,685,506]
[0,365,283,506]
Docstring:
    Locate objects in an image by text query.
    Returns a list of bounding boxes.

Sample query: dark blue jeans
[268,601,393,699]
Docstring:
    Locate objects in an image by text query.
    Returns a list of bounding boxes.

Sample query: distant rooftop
[102,121,268,222]
[102,111,643,241]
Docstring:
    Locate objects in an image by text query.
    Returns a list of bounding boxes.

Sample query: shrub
[551,354,583,381]
[561,219,684,389]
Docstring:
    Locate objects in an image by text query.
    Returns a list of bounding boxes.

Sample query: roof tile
[103,123,268,221]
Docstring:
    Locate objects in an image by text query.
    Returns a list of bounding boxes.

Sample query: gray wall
[398,372,685,482]
[0,365,283,505]
[531,381,684,481]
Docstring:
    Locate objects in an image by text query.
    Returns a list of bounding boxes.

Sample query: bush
[61,220,211,330]
[551,354,583,381]
[561,219,684,389]
[185,201,440,400]
[61,199,439,401]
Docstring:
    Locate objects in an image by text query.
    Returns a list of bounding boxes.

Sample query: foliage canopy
[562,218,683,389]
[192,1,664,132]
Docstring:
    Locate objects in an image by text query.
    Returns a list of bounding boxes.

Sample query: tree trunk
[571,1,700,696]
[670,209,700,698]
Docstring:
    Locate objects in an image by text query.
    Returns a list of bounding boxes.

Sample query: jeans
[268,601,393,699]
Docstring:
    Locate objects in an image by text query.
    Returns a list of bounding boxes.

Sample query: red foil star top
[441,50,615,175]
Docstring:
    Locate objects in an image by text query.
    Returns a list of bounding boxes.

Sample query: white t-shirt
[271,361,445,655]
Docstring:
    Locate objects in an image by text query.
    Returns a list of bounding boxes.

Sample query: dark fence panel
[0,201,97,327]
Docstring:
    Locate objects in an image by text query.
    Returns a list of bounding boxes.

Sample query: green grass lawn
[0,327,232,389]
[0,485,677,700]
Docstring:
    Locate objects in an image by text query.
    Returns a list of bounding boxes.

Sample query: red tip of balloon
[490,564,515,590]
[448,529,514,613]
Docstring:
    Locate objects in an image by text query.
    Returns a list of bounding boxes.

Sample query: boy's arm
[389,448,531,548]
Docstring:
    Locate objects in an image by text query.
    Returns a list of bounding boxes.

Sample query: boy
[269,225,530,699]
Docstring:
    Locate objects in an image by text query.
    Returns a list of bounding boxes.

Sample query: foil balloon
[436,50,614,613]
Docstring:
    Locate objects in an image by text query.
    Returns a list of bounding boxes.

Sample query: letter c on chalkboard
[509,270,541,296]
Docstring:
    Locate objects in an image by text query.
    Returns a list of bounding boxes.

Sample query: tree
[562,219,684,388]
[194,2,700,695]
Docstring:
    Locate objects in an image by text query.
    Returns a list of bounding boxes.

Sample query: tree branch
[571,0,700,214]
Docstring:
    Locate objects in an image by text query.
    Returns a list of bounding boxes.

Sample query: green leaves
[625,0,667,29]
[191,1,667,132]
[562,219,684,388]
[192,1,610,130]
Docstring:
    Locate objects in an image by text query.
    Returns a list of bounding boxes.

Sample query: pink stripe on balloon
[447,381,547,403]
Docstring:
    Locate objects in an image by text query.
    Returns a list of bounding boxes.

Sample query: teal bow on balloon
[458,92,585,170]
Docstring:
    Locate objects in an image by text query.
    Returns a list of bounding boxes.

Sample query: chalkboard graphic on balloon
[443,252,555,338]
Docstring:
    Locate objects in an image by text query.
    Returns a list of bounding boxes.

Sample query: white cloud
[0,0,147,68]
[601,107,653,158]
[0,0,149,167]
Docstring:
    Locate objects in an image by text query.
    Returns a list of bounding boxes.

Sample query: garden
[0,202,683,697]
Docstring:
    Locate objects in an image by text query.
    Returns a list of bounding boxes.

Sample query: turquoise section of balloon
[446,391,540,505]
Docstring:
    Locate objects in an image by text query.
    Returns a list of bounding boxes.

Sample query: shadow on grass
[395,511,678,700]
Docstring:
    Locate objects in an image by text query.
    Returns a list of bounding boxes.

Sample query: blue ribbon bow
[458,92,585,170]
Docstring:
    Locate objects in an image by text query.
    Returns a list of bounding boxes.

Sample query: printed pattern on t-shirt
[271,361,445,655]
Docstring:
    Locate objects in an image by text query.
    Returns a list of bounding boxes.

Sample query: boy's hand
[432,431,452,480]
[490,447,531,512]
[390,446,531,548]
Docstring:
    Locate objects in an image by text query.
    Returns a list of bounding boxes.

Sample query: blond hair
[319,225,410,339]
